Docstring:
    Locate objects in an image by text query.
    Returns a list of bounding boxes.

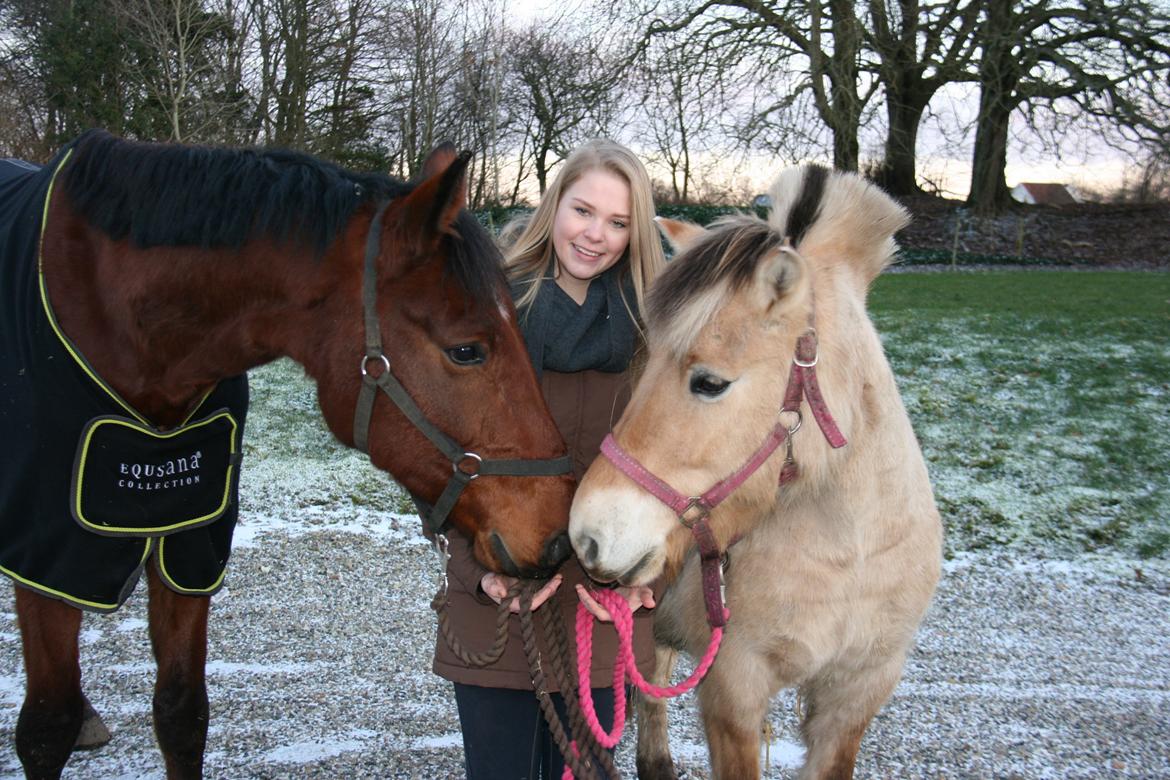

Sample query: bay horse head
[569,165,911,587]
[45,132,574,576]
[304,144,577,576]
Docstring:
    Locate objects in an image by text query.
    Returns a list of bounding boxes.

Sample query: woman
[431,139,667,779]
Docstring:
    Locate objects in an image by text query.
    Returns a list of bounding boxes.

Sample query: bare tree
[0,0,47,157]
[506,22,621,194]
[865,0,982,195]
[968,0,1170,213]
[377,0,464,177]
[244,0,381,161]
[633,31,729,202]
[446,0,516,207]
[115,0,250,142]
[640,1,871,171]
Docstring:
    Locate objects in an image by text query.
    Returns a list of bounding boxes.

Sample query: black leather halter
[351,202,572,536]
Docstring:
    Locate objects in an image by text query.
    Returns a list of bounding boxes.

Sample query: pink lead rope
[572,589,726,755]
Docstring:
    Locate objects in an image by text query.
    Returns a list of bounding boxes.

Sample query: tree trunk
[828,0,861,171]
[967,91,1013,214]
[875,85,929,196]
[967,0,1017,214]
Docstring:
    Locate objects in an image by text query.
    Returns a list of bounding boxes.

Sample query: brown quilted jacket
[431,368,657,690]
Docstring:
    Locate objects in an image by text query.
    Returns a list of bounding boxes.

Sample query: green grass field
[870,271,1170,558]
[241,270,1170,561]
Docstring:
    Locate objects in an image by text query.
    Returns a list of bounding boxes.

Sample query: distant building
[1011,182,1080,205]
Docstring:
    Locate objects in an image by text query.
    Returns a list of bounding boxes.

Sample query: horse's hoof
[636,756,679,780]
[74,697,112,750]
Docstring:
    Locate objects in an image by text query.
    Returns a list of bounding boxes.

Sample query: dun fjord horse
[570,166,942,779]
[0,130,574,779]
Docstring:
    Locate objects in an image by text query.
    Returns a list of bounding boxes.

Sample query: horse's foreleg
[699,648,774,780]
[146,567,211,780]
[14,585,84,779]
[796,657,904,780]
[635,645,677,780]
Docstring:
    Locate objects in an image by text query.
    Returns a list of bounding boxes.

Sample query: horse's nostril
[577,534,599,569]
[489,532,521,577]
[541,531,572,568]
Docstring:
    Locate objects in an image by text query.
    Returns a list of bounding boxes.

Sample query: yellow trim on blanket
[0,539,154,612]
[73,411,239,535]
[36,148,213,428]
[157,536,228,594]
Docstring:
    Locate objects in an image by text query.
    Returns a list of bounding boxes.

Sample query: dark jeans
[453,682,620,780]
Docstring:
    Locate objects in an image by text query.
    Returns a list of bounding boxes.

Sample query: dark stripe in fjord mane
[647,164,831,333]
[785,164,829,247]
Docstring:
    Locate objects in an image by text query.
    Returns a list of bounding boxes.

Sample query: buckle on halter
[719,556,727,610]
[679,497,710,528]
[793,329,819,367]
[454,452,482,479]
[781,408,803,436]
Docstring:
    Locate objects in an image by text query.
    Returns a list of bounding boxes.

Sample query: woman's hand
[480,572,563,613]
[575,584,656,622]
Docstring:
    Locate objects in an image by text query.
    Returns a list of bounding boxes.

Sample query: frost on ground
[1,350,1168,778]
[875,315,1169,559]
[0,529,1167,779]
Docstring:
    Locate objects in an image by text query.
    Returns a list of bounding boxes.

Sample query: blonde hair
[503,139,666,319]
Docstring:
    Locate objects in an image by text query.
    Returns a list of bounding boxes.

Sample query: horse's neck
[41,202,350,426]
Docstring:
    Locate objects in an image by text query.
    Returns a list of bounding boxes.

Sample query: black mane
[58,130,503,306]
[61,130,405,253]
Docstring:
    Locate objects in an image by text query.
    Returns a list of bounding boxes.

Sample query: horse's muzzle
[489,530,571,579]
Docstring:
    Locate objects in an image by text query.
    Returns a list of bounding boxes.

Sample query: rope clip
[432,532,451,598]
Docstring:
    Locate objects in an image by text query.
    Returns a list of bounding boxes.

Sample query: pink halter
[599,326,846,628]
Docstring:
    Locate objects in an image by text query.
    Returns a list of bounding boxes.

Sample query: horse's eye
[689,372,731,399]
[445,344,486,366]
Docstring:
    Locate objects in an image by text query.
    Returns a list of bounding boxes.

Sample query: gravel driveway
[2,519,1168,779]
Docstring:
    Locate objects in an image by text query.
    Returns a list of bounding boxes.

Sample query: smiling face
[551,168,631,303]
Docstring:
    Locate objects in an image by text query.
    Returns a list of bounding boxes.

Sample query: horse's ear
[420,142,458,180]
[393,149,471,250]
[753,241,806,313]
[654,217,706,252]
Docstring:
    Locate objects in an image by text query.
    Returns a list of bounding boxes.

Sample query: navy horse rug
[0,147,248,613]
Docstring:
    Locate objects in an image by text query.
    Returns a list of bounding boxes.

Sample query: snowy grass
[870,270,1170,559]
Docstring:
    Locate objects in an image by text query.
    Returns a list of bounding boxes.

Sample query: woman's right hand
[480,572,563,613]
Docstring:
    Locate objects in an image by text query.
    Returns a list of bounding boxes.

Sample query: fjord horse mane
[645,166,835,360]
[59,129,505,306]
[766,162,908,282]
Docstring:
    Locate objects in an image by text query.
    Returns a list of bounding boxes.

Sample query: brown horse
[0,131,573,778]
[570,166,941,779]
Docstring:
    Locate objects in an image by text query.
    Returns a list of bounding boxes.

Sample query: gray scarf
[513,267,639,378]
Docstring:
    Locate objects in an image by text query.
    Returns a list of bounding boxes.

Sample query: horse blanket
[0,148,248,613]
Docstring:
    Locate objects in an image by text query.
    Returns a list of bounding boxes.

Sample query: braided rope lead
[431,579,522,667]
[540,583,619,780]
[575,589,726,749]
[517,583,601,780]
